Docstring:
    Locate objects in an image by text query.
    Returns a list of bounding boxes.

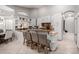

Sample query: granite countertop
[16,29,51,32]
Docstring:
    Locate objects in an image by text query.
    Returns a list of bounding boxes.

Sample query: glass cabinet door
[0,16,5,33]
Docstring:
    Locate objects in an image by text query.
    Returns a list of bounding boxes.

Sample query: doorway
[62,10,76,44]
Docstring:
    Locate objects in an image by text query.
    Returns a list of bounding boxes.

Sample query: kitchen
[0,5,79,54]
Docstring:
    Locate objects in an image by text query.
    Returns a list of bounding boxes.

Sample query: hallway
[0,32,79,54]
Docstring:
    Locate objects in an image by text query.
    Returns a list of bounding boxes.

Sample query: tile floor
[51,33,79,54]
[0,31,79,54]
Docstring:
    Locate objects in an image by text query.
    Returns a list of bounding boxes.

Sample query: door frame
[62,10,76,41]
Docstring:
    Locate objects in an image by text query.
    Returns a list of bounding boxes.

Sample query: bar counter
[16,29,51,33]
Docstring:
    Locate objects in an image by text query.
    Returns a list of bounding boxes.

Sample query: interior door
[62,11,75,33]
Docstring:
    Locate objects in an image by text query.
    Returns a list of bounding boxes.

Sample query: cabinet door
[5,20,13,30]
[0,17,5,33]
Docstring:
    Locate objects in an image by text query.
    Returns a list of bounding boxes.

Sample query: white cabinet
[30,18,36,26]
[0,16,5,33]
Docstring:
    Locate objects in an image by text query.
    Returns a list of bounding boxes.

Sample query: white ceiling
[17,5,45,8]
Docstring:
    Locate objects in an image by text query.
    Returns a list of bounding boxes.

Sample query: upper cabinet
[0,5,15,32]
[15,12,29,30]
